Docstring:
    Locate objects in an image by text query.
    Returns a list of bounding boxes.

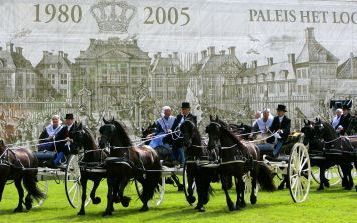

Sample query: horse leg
[77,176,87,215]
[236,176,246,209]
[221,175,235,211]
[90,178,102,205]
[14,179,24,212]
[119,178,131,208]
[103,178,114,216]
[0,178,6,202]
[195,168,209,212]
[317,166,326,191]
[341,163,353,190]
[250,171,257,205]
[186,166,196,204]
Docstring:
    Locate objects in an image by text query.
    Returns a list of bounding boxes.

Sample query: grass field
[0,178,356,223]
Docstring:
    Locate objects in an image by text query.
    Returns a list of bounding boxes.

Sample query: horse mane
[321,120,338,140]
[110,119,133,147]
[82,126,98,150]
[217,119,249,154]
[184,118,202,140]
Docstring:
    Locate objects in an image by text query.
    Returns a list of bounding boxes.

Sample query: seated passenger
[149,106,176,150]
[253,108,273,143]
[267,104,291,157]
[38,115,68,166]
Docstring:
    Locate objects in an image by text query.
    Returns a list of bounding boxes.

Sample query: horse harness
[0,147,25,170]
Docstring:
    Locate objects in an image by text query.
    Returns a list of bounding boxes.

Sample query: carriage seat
[34,151,56,167]
[257,143,274,155]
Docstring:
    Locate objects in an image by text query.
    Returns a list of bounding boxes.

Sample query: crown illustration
[90,0,137,33]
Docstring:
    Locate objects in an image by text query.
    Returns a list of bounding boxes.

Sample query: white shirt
[45,124,63,137]
[278,115,285,123]
[331,116,341,129]
[256,117,273,133]
[67,124,73,131]
[157,116,175,133]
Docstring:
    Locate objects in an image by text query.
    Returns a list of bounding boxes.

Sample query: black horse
[180,118,217,212]
[301,119,355,190]
[205,116,275,211]
[99,118,161,215]
[346,115,357,136]
[68,122,108,215]
[0,139,45,212]
[141,122,157,146]
[228,123,253,140]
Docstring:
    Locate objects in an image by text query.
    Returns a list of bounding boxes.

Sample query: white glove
[273,132,281,139]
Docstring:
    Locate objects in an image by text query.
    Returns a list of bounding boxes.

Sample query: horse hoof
[198,207,205,212]
[121,196,131,208]
[140,206,149,212]
[227,202,235,211]
[323,181,330,188]
[77,210,85,215]
[102,210,112,216]
[187,195,196,204]
[14,207,23,213]
[278,184,285,190]
[237,201,246,208]
[344,186,352,190]
[114,196,120,203]
[92,197,101,205]
[177,184,184,192]
[25,198,33,210]
[250,196,257,205]
[317,186,324,191]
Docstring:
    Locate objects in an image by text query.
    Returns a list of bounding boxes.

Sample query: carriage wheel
[288,143,311,203]
[183,162,197,205]
[134,175,165,206]
[33,180,48,208]
[311,165,342,186]
[243,172,259,204]
[65,155,91,208]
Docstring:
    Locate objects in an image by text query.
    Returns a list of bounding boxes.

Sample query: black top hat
[342,105,351,110]
[276,104,287,112]
[181,102,190,109]
[65,113,74,119]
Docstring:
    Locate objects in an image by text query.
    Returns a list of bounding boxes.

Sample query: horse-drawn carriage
[0,138,87,212]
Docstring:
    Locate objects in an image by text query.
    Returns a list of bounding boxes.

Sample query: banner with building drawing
[0,0,356,143]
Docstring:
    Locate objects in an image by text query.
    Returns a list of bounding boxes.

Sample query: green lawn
[0,179,356,223]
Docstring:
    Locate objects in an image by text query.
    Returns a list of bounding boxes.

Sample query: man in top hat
[267,104,291,157]
[339,105,352,135]
[64,113,75,132]
[169,102,197,165]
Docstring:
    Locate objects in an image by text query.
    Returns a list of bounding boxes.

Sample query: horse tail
[141,153,161,202]
[23,172,46,201]
[257,162,276,192]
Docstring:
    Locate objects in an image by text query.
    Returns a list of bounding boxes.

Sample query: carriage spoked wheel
[288,143,311,203]
[65,154,91,208]
[134,174,165,207]
[33,180,48,208]
[243,171,259,204]
[183,162,197,205]
[311,165,342,186]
